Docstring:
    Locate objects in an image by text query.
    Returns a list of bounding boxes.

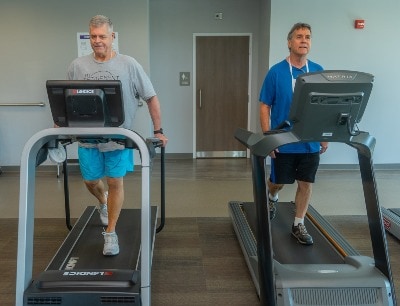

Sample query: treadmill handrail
[235,127,376,158]
[234,128,300,157]
[16,127,153,306]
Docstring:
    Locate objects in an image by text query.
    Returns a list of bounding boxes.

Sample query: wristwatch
[153,128,164,135]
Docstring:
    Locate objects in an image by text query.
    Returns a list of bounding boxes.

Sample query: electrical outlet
[215,12,223,20]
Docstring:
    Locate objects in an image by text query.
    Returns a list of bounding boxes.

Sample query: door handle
[199,89,202,109]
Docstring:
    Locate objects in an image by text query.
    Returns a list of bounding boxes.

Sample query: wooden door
[196,36,249,158]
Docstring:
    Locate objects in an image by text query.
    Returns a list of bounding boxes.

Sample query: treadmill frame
[16,127,154,306]
[231,128,397,306]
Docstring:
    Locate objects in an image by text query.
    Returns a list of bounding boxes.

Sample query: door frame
[192,33,252,158]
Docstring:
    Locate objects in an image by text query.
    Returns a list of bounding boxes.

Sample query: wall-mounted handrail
[0,102,45,107]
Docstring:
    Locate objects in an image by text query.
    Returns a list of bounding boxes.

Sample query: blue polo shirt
[259,59,323,153]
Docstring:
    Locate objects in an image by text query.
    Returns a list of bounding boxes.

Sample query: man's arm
[260,102,271,133]
[146,95,168,146]
[260,102,278,157]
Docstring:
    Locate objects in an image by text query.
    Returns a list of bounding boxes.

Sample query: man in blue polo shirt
[259,22,328,245]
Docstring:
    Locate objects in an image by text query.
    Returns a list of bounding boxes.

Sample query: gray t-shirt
[67,53,156,130]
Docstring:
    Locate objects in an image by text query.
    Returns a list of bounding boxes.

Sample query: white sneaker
[98,192,108,226]
[103,232,119,256]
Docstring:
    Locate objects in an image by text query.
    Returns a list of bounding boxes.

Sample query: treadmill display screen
[46,80,124,127]
[288,70,374,142]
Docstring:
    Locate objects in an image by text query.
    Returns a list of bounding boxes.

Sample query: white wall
[150,0,399,165]
[149,0,263,154]
[0,0,399,166]
[0,0,150,166]
[270,0,400,165]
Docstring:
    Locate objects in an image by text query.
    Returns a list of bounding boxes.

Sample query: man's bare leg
[84,177,124,255]
[267,179,284,200]
[104,177,124,233]
[84,179,108,205]
[267,179,284,219]
[294,180,312,220]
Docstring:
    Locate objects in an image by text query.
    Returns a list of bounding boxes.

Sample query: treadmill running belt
[47,207,157,271]
[241,201,344,265]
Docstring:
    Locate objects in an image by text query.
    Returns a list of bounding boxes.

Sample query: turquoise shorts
[78,147,134,181]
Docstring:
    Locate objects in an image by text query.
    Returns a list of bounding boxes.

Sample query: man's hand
[320,142,328,154]
[155,133,168,147]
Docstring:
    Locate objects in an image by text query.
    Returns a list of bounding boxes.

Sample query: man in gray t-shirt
[67,15,168,256]
[68,45,155,131]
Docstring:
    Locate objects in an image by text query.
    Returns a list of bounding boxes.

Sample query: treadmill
[16,80,164,306]
[229,71,397,305]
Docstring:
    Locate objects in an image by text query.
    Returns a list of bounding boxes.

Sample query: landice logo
[72,89,95,94]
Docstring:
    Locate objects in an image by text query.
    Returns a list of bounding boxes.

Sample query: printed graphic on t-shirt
[84,71,120,81]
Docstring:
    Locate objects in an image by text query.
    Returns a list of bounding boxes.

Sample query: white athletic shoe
[102,232,119,256]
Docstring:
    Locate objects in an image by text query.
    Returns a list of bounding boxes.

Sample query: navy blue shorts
[270,152,320,184]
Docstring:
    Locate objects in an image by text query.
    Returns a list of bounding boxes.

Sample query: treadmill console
[46,80,124,127]
[289,70,374,142]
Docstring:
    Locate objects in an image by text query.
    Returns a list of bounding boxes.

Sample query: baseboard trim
[318,163,400,170]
